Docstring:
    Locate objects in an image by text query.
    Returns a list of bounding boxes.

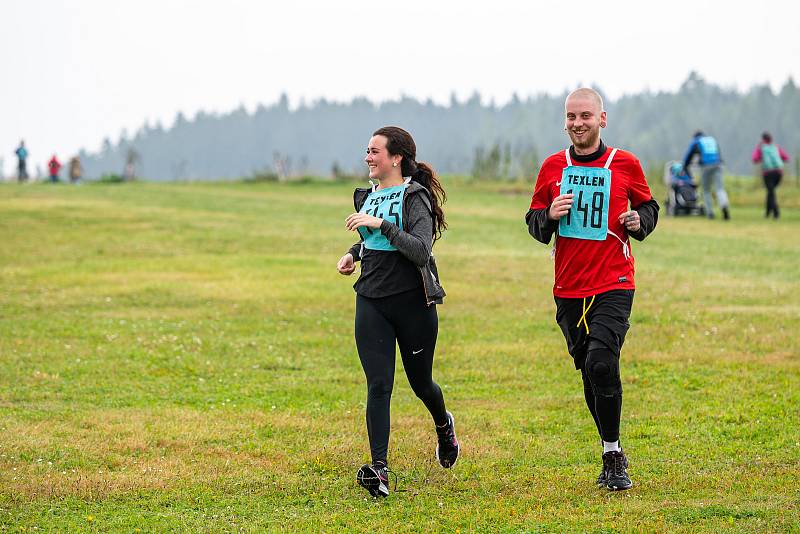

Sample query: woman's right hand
[337,253,356,275]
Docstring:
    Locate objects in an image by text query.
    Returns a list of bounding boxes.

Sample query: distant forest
[80,72,800,181]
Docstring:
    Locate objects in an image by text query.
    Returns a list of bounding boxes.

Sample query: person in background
[752,132,789,219]
[48,154,62,183]
[15,140,29,182]
[684,131,730,220]
[69,156,83,184]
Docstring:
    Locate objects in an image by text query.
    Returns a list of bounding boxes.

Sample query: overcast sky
[3,0,798,175]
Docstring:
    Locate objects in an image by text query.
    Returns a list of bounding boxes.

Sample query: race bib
[358,184,405,250]
[761,144,783,171]
[698,136,719,158]
[559,166,611,241]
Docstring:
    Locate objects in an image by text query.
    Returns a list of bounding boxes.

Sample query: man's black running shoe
[603,449,633,491]
[435,411,460,468]
[596,465,607,487]
[356,462,389,497]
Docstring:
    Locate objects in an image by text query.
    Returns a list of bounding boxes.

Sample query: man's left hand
[618,210,640,232]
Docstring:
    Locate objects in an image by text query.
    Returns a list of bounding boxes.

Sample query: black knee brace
[584,339,622,397]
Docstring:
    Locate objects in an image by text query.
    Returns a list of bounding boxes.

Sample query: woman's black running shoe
[435,411,460,468]
[357,463,389,497]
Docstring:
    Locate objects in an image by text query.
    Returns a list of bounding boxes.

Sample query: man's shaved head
[564,87,606,154]
[565,87,604,112]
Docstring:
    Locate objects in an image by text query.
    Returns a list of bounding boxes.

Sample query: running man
[337,126,459,498]
[525,88,659,491]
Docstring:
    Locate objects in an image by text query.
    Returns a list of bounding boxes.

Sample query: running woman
[337,126,459,498]
[525,88,659,491]
[752,131,789,219]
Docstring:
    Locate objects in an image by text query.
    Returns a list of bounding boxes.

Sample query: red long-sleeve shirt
[529,146,655,298]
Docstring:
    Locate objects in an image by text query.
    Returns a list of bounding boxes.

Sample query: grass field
[1,176,799,532]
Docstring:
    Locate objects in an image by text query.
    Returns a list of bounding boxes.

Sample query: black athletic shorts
[554,289,634,369]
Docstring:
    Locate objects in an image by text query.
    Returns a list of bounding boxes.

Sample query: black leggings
[355,289,448,464]
[764,170,782,218]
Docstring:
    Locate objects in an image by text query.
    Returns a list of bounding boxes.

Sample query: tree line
[80,72,800,181]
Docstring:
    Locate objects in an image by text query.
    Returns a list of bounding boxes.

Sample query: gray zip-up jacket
[347,181,446,306]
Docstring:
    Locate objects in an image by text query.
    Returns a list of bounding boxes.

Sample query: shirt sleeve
[347,189,368,261]
[529,160,554,211]
[627,157,658,241]
[752,145,762,163]
[628,156,654,207]
[347,241,362,261]
[525,208,559,244]
[779,145,790,162]
[525,159,559,244]
[683,140,699,168]
[629,199,659,241]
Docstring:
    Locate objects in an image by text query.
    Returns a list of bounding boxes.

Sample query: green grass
[1,176,798,532]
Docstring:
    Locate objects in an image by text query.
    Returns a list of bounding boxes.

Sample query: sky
[3,0,799,176]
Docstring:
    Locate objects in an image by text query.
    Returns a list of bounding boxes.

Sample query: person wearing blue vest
[752,132,789,219]
[684,131,730,220]
[15,140,29,182]
[336,126,459,498]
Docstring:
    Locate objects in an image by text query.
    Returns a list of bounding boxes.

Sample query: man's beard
[569,127,600,150]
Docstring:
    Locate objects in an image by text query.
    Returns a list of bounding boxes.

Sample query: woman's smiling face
[365,135,401,180]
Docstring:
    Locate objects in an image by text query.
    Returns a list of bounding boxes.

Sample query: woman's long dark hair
[373,126,447,242]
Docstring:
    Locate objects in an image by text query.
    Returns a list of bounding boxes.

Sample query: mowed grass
[0,176,798,532]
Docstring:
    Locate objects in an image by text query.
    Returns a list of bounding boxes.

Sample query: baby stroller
[663,161,704,216]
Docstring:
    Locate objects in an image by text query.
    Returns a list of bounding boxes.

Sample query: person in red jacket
[48,154,62,183]
[525,88,659,491]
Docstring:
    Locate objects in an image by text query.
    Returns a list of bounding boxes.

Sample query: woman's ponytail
[412,161,447,243]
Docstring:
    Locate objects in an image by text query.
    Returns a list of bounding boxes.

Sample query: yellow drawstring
[577,295,595,335]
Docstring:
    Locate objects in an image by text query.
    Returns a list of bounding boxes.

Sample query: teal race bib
[559,165,611,241]
[358,184,405,250]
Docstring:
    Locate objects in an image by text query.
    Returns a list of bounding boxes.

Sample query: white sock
[603,440,620,453]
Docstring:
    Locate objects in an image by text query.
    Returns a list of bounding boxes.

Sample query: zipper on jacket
[419,265,434,306]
